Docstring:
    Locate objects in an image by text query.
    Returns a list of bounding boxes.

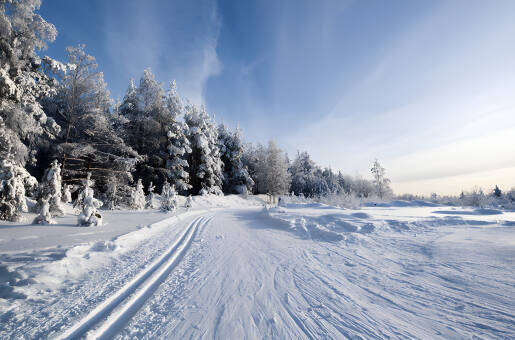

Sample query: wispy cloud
[101,0,221,104]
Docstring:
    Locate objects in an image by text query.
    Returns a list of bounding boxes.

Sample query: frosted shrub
[130,179,146,210]
[161,182,177,212]
[146,181,156,209]
[35,160,64,217]
[185,195,193,209]
[62,185,72,203]
[77,195,103,227]
[33,196,56,225]
[0,160,34,221]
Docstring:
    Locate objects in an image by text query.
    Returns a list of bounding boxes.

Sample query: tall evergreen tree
[0,0,60,221]
[184,104,223,195]
[46,45,139,197]
[265,140,290,200]
[164,80,191,193]
[218,123,253,194]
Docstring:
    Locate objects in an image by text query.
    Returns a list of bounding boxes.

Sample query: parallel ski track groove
[58,214,212,340]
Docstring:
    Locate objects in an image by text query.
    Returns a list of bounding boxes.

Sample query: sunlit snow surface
[0,197,514,339]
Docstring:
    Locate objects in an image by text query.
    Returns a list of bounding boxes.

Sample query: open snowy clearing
[0,196,514,339]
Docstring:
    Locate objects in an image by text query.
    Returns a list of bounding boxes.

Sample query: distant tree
[289,151,329,197]
[265,140,290,200]
[371,159,392,199]
[493,185,502,198]
[242,142,267,194]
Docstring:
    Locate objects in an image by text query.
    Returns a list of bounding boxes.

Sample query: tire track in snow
[58,215,213,340]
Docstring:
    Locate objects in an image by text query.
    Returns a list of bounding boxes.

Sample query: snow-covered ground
[0,196,514,339]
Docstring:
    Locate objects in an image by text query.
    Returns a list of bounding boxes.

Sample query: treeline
[397,185,515,209]
[0,0,391,222]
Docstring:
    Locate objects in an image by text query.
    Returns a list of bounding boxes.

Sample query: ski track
[57,215,213,339]
[1,205,514,339]
[117,207,514,339]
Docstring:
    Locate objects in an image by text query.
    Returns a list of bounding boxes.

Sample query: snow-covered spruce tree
[185,194,193,209]
[0,0,61,221]
[77,188,103,227]
[33,195,55,224]
[45,45,138,199]
[34,159,64,216]
[120,69,173,191]
[130,179,146,210]
[160,181,177,212]
[265,140,290,202]
[242,142,267,194]
[74,172,94,209]
[289,151,329,198]
[146,181,156,208]
[104,174,118,210]
[371,159,392,199]
[62,184,72,203]
[184,104,223,195]
[218,124,254,194]
[0,158,36,221]
[164,80,191,193]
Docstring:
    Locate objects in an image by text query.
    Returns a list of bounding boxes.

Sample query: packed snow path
[1,203,514,339]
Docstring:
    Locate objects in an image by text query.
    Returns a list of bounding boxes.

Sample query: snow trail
[58,215,213,340]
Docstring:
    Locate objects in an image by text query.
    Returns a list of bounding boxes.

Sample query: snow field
[0,197,514,339]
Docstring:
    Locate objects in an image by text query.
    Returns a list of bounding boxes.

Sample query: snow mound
[365,200,439,207]
[433,208,503,215]
[263,203,379,242]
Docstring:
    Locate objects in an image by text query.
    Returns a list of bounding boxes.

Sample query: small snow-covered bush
[0,160,34,221]
[146,181,156,209]
[33,196,56,225]
[185,195,193,209]
[62,184,72,203]
[130,179,146,210]
[161,182,177,211]
[77,195,103,227]
[35,160,64,217]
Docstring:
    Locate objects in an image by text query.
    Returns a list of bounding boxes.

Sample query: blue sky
[39,0,515,195]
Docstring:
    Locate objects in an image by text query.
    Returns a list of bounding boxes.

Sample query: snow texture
[0,197,513,339]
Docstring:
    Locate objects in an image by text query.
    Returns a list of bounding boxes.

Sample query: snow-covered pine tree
[0,159,36,221]
[185,195,193,209]
[265,140,290,201]
[371,159,392,199]
[218,124,254,194]
[77,184,103,227]
[33,195,56,225]
[62,184,72,203]
[130,179,146,210]
[164,80,191,193]
[104,174,118,210]
[289,151,322,197]
[120,69,172,191]
[34,160,64,217]
[74,172,94,209]
[184,104,223,195]
[242,143,267,194]
[0,0,61,221]
[146,181,156,208]
[45,45,139,199]
[160,181,177,212]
